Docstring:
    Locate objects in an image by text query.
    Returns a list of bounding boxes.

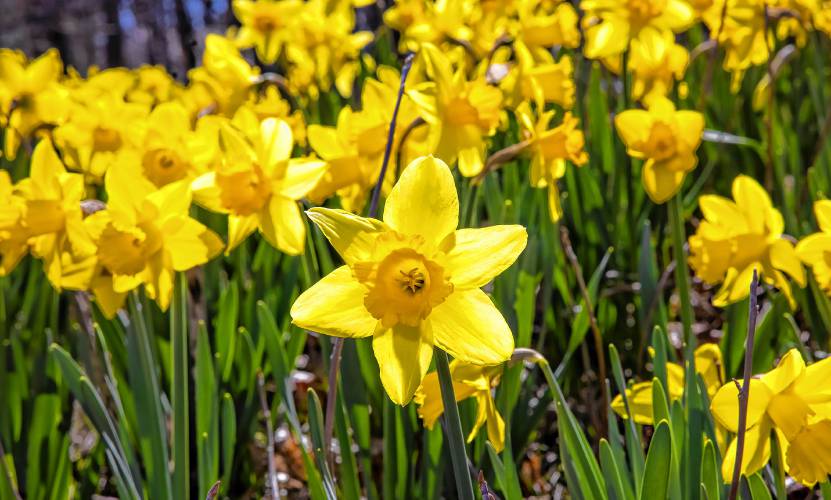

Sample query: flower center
[445,97,479,126]
[356,243,453,328]
[645,121,677,161]
[253,13,279,32]
[93,126,123,152]
[216,163,273,216]
[626,0,666,26]
[97,221,163,276]
[143,148,188,187]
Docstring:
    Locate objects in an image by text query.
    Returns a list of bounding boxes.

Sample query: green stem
[171,273,190,500]
[434,347,475,500]
[668,196,694,355]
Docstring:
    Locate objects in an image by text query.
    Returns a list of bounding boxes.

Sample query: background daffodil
[796,200,831,294]
[415,360,506,452]
[689,175,805,307]
[291,156,527,404]
[615,96,704,203]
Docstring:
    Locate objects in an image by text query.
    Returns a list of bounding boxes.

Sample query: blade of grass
[434,347,475,500]
[171,273,190,500]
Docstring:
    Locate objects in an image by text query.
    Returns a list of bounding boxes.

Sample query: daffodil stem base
[434,347,475,500]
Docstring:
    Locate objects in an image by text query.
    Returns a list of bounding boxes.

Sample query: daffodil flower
[0,170,28,276]
[615,97,704,203]
[611,344,724,425]
[796,200,831,294]
[517,102,588,222]
[415,361,506,452]
[581,0,695,59]
[688,175,805,307]
[138,101,204,187]
[0,48,68,159]
[83,159,223,311]
[191,110,327,255]
[9,138,94,287]
[628,32,689,104]
[291,156,527,405]
[710,349,831,485]
[408,43,502,178]
[233,0,302,65]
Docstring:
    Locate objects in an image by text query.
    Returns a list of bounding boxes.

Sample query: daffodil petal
[710,378,772,433]
[162,215,223,271]
[786,420,831,486]
[721,419,772,484]
[280,158,327,200]
[429,289,514,365]
[306,207,386,264]
[260,196,305,255]
[290,265,377,338]
[373,322,434,405]
[443,225,527,290]
[762,348,805,394]
[383,156,459,246]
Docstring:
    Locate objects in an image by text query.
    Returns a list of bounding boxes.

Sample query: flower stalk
[434,347,476,500]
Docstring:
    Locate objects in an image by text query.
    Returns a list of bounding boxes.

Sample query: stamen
[398,267,425,294]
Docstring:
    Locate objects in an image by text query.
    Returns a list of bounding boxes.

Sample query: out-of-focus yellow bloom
[702,0,768,92]
[84,161,223,311]
[248,85,307,146]
[307,67,428,212]
[291,156,526,404]
[191,110,326,255]
[282,0,373,99]
[409,44,502,177]
[611,344,724,425]
[415,361,505,452]
[233,0,303,64]
[516,0,581,50]
[615,97,704,203]
[796,200,831,294]
[710,349,831,485]
[54,92,148,182]
[136,102,204,188]
[7,139,94,287]
[188,34,259,116]
[581,0,696,59]
[504,40,575,110]
[688,175,805,307]
[384,0,474,54]
[0,48,68,158]
[517,103,587,222]
[126,65,181,105]
[628,32,689,104]
[0,171,28,276]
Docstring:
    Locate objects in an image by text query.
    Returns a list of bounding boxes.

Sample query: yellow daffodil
[307,68,428,212]
[796,200,831,294]
[7,139,94,287]
[688,175,805,307]
[191,109,327,254]
[516,0,581,50]
[615,97,704,203]
[0,48,68,158]
[384,0,474,54]
[126,65,181,106]
[291,156,527,404]
[628,33,689,104]
[504,40,576,110]
[409,43,502,177]
[710,349,831,485]
[85,159,223,311]
[701,0,768,92]
[248,85,307,147]
[233,0,302,64]
[517,103,588,222]
[0,171,28,276]
[138,101,203,188]
[187,34,258,116]
[54,92,148,182]
[581,0,696,59]
[415,361,506,452]
[612,344,724,425]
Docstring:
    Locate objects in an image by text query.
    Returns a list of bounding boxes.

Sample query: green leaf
[171,273,190,500]
[196,322,219,498]
[306,388,338,499]
[700,439,721,500]
[220,393,236,490]
[609,345,645,493]
[639,420,672,500]
[216,281,239,382]
[600,439,632,500]
[740,473,772,500]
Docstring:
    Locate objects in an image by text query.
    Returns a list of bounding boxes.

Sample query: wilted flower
[615,97,704,203]
[415,361,505,452]
[291,156,526,404]
[688,175,805,307]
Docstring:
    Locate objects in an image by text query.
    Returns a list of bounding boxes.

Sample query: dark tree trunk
[174,0,196,70]
[103,0,123,67]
